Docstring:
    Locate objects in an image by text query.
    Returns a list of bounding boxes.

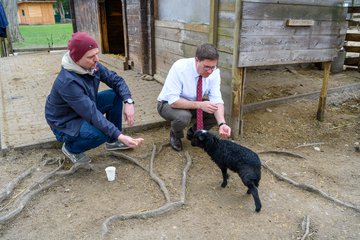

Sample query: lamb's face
[191,130,208,148]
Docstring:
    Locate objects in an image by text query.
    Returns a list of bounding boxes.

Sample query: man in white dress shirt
[157,43,231,151]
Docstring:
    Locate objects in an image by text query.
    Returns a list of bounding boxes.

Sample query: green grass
[12,23,73,49]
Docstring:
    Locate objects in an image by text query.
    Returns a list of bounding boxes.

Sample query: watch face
[125,99,134,104]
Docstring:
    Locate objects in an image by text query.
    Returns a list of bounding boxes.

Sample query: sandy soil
[0,67,359,240]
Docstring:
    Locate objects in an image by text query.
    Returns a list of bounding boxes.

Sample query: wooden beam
[317,62,331,121]
[345,33,360,41]
[344,56,360,66]
[243,82,360,113]
[5,28,13,55]
[347,6,360,14]
[0,38,5,57]
[69,0,77,32]
[209,0,219,45]
[343,45,360,53]
[98,2,109,53]
[121,0,129,69]
[230,0,243,139]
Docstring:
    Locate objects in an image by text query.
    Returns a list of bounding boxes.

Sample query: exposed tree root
[258,150,305,159]
[0,166,36,204]
[295,142,325,149]
[0,159,93,224]
[0,179,59,223]
[102,144,192,236]
[301,215,311,240]
[262,160,360,213]
[0,141,191,235]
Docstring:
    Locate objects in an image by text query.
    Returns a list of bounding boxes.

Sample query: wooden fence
[344,6,360,67]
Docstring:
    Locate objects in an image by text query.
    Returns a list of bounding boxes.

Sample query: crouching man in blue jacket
[45,32,144,164]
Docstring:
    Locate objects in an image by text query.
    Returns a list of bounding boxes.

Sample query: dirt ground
[0,67,359,240]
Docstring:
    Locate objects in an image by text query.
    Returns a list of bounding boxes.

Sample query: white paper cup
[105,166,116,181]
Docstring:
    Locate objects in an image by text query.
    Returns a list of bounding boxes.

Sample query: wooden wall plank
[237,1,347,67]
[218,26,234,38]
[218,34,234,53]
[242,2,347,21]
[218,11,235,28]
[344,57,360,66]
[155,20,208,33]
[155,28,207,46]
[241,20,347,36]
[345,33,360,41]
[219,0,235,11]
[243,0,343,6]
[73,0,100,44]
[238,49,338,67]
[347,6,360,14]
[343,45,360,53]
[155,38,184,56]
[154,20,210,79]
[240,34,345,52]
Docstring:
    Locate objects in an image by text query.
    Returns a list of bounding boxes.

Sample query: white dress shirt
[157,57,224,105]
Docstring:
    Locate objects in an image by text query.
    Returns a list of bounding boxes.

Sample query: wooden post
[208,0,219,45]
[351,0,355,19]
[230,0,243,139]
[69,0,77,32]
[317,62,331,121]
[98,2,109,53]
[232,68,246,137]
[5,28,12,55]
[0,38,4,57]
[121,0,129,70]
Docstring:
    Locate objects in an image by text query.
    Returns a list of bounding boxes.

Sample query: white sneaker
[62,143,91,163]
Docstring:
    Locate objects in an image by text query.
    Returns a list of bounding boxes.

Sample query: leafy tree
[54,0,70,23]
[56,0,65,23]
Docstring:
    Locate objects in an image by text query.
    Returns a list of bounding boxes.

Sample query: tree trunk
[57,0,65,23]
[1,0,23,42]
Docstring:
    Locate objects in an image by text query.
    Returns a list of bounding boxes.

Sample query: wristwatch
[124,98,135,104]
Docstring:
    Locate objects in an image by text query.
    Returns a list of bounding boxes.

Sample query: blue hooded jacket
[45,57,131,140]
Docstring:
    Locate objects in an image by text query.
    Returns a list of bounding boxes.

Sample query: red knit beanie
[68,32,98,62]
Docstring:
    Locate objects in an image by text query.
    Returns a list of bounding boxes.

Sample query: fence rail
[345,6,360,68]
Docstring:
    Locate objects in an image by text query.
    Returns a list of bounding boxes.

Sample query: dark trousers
[53,89,123,154]
[157,101,217,139]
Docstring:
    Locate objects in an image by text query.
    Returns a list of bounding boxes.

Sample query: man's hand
[200,101,218,114]
[123,103,135,127]
[118,134,144,148]
[219,124,231,138]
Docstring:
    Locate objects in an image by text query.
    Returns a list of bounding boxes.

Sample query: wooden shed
[17,0,56,25]
[69,0,153,72]
[70,0,348,138]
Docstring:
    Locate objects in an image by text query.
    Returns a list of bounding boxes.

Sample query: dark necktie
[196,75,204,130]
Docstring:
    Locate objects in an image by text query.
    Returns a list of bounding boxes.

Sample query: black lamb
[191,130,262,212]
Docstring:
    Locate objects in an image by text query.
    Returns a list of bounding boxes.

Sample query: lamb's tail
[247,183,262,212]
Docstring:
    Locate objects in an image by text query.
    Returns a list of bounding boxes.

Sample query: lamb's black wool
[191,130,262,212]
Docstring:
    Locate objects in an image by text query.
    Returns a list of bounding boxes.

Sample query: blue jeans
[53,89,123,154]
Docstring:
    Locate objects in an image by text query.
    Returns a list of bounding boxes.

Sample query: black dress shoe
[170,131,182,151]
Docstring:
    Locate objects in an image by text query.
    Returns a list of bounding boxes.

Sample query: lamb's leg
[220,168,228,188]
[247,183,262,212]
